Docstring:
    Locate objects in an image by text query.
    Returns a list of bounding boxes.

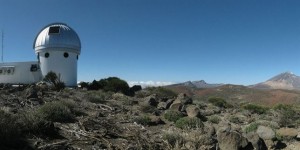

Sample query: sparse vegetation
[1,75,300,149]
[140,104,157,113]
[17,110,55,135]
[244,122,258,133]
[164,110,184,122]
[208,115,221,124]
[162,132,184,148]
[134,116,151,126]
[208,97,228,108]
[175,117,204,129]
[243,103,268,114]
[229,116,240,124]
[86,91,111,103]
[273,104,300,127]
[37,101,75,123]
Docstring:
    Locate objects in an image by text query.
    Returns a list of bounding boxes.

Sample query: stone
[165,99,174,109]
[149,116,164,125]
[143,95,158,107]
[217,130,248,150]
[277,128,298,140]
[297,132,300,140]
[204,124,216,136]
[157,102,167,110]
[256,126,275,140]
[186,105,200,118]
[245,132,267,150]
[184,141,196,150]
[201,109,215,116]
[175,93,192,104]
[169,102,183,111]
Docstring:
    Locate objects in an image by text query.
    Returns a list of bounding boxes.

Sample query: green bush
[134,116,151,126]
[175,117,204,129]
[101,77,130,93]
[244,122,258,133]
[208,115,221,124]
[38,101,75,123]
[208,97,228,108]
[243,103,268,114]
[87,77,132,96]
[164,110,184,122]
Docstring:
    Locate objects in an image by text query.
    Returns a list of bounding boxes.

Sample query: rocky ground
[0,85,300,150]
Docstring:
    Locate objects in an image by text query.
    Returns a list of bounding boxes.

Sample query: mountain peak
[280,71,294,76]
[251,72,300,90]
[268,71,297,82]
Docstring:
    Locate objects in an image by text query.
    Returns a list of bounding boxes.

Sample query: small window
[0,70,2,74]
[64,52,69,58]
[45,52,49,58]
[7,69,10,74]
[77,55,78,60]
[30,64,38,72]
[49,26,60,34]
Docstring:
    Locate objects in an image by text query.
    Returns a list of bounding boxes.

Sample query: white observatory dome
[33,23,81,54]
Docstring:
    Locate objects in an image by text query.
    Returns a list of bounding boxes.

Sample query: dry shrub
[38,101,75,123]
[17,110,55,136]
[164,110,184,122]
[163,130,185,149]
[134,116,151,126]
[86,91,112,103]
[175,117,204,130]
[163,127,215,149]
[208,115,221,124]
[0,110,26,148]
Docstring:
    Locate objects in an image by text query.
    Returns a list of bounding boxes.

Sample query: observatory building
[0,23,81,87]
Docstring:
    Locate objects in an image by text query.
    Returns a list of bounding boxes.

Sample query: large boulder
[169,100,183,111]
[217,130,248,150]
[186,105,200,118]
[245,132,267,150]
[143,94,158,107]
[165,99,174,109]
[174,93,192,105]
[149,116,164,125]
[157,102,167,110]
[256,126,275,140]
[277,128,298,140]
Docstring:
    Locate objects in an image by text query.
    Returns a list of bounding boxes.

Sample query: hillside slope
[250,72,300,90]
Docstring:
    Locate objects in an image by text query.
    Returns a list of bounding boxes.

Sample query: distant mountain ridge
[169,80,224,88]
[250,72,300,90]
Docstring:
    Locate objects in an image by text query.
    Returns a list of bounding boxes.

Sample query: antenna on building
[1,30,3,62]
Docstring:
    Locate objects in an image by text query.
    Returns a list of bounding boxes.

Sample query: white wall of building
[0,61,42,84]
[39,49,78,87]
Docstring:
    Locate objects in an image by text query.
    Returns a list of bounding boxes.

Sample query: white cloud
[128,81,175,88]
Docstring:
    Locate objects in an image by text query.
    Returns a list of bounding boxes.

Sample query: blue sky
[0,0,300,86]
